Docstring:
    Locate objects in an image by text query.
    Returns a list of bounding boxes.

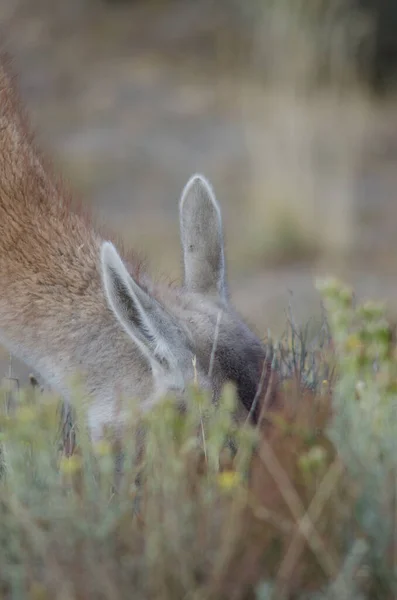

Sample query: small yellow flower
[29,582,48,600]
[93,440,112,457]
[59,455,82,475]
[16,405,36,423]
[345,334,361,352]
[299,446,327,473]
[307,445,327,465]
[217,470,241,491]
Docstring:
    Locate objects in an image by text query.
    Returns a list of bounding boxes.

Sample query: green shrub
[1,280,397,598]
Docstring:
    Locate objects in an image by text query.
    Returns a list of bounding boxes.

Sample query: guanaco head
[100,175,269,420]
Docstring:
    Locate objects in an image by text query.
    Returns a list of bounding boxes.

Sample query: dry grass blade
[274,458,345,598]
[257,438,340,584]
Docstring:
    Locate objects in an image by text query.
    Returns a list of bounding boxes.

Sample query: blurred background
[1,0,397,381]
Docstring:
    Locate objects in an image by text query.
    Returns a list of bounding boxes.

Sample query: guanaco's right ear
[100,241,177,370]
[179,174,227,302]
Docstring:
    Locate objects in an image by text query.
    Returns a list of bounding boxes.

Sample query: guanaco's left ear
[179,174,227,302]
[100,241,179,370]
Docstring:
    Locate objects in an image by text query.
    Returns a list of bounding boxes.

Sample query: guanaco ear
[179,174,227,301]
[100,241,177,369]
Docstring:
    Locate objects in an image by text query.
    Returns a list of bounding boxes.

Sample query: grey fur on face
[100,174,269,431]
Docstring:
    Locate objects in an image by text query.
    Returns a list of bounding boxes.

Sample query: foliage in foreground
[0,278,396,599]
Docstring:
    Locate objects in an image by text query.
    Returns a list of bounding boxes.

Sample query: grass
[238,0,376,266]
[1,279,397,598]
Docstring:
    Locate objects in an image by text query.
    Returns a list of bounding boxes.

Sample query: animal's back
[0,55,109,386]
[0,58,97,281]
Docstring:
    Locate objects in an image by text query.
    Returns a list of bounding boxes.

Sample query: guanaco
[0,55,270,440]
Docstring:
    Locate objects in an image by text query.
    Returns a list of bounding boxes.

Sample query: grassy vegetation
[0,278,396,598]
[240,0,375,267]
